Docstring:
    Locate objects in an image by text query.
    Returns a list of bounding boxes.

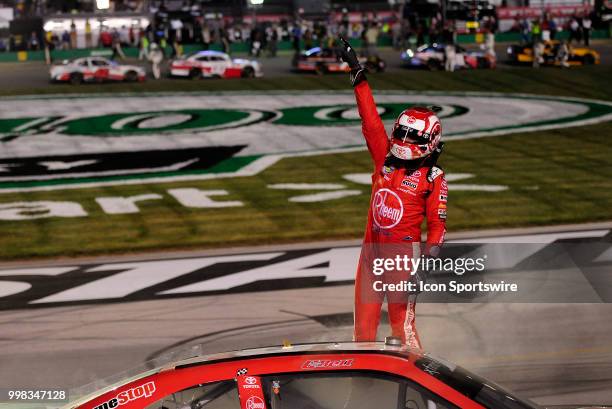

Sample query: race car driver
[339,36,448,348]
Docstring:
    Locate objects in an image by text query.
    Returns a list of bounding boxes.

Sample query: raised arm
[338,35,389,172]
[354,81,390,171]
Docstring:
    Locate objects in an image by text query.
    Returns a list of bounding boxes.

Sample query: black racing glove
[338,35,366,87]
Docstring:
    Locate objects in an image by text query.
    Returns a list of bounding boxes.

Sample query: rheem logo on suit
[373,189,403,229]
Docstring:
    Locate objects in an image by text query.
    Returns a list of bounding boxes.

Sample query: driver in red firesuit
[339,36,448,348]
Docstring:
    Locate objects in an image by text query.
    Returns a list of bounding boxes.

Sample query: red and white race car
[63,341,544,409]
[50,57,146,84]
[170,50,263,79]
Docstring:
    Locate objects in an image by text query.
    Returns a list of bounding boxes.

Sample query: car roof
[194,50,227,56]
[177,341,414,368]
[64,342,418,409]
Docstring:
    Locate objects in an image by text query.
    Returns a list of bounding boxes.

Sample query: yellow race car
[507,40,600,66]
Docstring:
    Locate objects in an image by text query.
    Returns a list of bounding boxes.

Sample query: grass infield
[0,66,610,259]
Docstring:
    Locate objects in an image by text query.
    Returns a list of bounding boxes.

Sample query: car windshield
[182,51,202,59]
[264,371,459,409]
[414,355,541,409]
[304,47,322,56]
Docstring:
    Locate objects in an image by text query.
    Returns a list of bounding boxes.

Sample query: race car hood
[119,64,144,71]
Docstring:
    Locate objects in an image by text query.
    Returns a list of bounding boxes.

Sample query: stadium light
[96,0,110,10]
[249,0,264,5]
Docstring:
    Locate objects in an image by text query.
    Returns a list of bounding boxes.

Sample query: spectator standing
[303,27,312,50]
[520,19,530,44]
[267,24,279,57]
[120,25,130,46]
[444,43,456,71]
[201,22,211,50]
[70,20,77,48]
[416,22,425,47]
[582,16,591,46]
[148,42,164,79]
[391,20,401,49]
[139,32,149,60]
[401,19,412,50]
[61,30,70,50]
[364,22,379,57]
[99,29,113,48]
[85,19,92,48]
[111,29,125,60]
[250,26,263,57]
[51,32,59,49]
[532,40,544,67]
[568,17,580,44]
[43,31,51,63]
[531,19,541,42]
[45,30,54,50]
[485,28,495,59]
[29,31,39,50]
[556,40,570,68]
[291,23,302,53]
[442,22,454,44]
[549,18,557,40]
[220,26,230,54]
[430,13,441,43]
[541,19,550,41]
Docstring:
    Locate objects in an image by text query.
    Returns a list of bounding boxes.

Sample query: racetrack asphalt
[0,42,610,91]
[0,222,611,407]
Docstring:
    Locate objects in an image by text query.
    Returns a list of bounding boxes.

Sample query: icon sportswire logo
[0,92,610,193]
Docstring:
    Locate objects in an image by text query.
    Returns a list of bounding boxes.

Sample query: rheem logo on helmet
[372,189,404,229]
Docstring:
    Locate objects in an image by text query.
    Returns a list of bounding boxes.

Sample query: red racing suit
[353,81,448,348]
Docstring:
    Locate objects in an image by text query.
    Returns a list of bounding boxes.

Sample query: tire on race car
[189,68,201,79]
[124,70,139,82]
[477,57,489,69]
[241,66,255,78]
[427,59,442,70]
[365,57,386,73]
[69,72,84,85]
[314,62,326,75]
[583,54,595,65]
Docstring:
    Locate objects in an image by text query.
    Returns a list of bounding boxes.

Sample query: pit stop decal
[92,381,156,409]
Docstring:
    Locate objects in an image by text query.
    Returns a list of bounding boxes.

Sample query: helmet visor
[392,125,430,145]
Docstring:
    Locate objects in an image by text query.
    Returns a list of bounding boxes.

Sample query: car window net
[145,380,237,409]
